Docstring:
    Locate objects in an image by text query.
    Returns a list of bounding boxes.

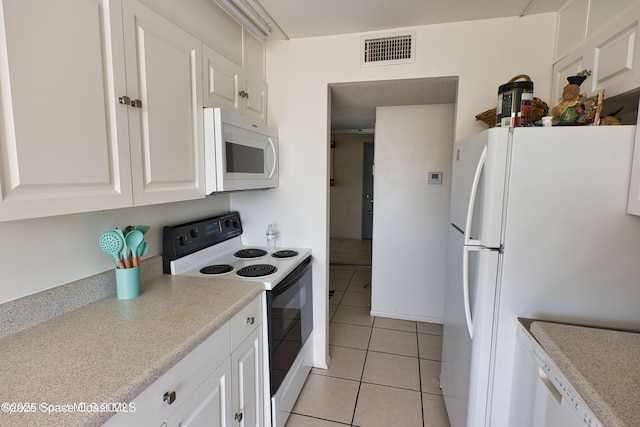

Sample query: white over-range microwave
[204,107,278,193]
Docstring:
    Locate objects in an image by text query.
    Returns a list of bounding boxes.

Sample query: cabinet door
[122,0,204,206]
[552,51,586,105]
[165,358,233,427]
[584,8,640,98]
[555,0,588,61]
[0,0,131,222]
[203,45,241,111]
[232,326,263,427]
[243,72,267,123]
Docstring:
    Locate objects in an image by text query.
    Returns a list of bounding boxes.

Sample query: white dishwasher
[513,319,603,427]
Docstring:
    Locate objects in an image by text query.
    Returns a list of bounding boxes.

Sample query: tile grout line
[417,326,426,427]
[349,272,374,427]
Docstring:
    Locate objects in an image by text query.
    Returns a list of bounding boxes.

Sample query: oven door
[266,256,312,397]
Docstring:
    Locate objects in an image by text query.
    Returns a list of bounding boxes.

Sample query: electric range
[162,211,313,427]
[162,211,310,290]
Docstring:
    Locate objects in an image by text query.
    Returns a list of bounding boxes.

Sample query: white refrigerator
[440,126,640,427]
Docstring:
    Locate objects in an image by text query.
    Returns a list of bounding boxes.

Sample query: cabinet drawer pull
[235,411,243,422]
[163,390,176,405]
[246,316,255,325]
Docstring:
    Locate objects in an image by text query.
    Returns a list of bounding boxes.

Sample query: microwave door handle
[464,145,487,247]
[267,137,277,178]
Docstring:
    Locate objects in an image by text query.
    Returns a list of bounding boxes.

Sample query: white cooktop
[169,237,311,291]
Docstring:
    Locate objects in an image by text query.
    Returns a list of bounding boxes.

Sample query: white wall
[330,134,371,239]
[232,13,557,368]
[0,196,230,304]
[371,104,454,322]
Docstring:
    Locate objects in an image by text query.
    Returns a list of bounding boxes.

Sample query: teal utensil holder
[115,266,140,300]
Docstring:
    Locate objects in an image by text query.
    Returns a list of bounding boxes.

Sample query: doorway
[328,77,458,269]
[361,142,374,240]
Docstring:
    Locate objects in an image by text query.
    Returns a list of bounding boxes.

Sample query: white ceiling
[329,77,459,132]
[259,0,566,40]
[256,0,566,132]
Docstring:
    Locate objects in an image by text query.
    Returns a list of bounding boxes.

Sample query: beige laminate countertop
[530,321,640,427]
[0,274,263,426]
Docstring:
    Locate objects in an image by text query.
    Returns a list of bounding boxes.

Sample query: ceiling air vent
[361,30,416,67]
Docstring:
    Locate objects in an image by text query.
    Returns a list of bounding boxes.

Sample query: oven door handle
[271,256,311,297]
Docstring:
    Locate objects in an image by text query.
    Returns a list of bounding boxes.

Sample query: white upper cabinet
[553,0,640,99]
[0,0,132,222]
[122,1,205,206]
[0,0,207,222]
[203,45,242,112]
[555,0,588,61]
[203,28,267,123]
[583,9,640,98]
[552,50,586,105]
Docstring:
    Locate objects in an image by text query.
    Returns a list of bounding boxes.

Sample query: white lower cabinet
[104,294,264,427]
[165,358,233,427]
[232,326,263,427]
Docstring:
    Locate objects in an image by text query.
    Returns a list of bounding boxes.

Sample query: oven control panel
[162,211,243,273]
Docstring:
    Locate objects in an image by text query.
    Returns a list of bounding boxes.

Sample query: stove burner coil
[237,264,277,277]
[234,248,268,259]
[271,250,299,258]
[199,264,234,275]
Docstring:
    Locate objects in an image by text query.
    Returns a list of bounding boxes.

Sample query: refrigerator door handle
[465,145,487,247]
[463,245,477,339]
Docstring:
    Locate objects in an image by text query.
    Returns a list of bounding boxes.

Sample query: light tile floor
[329,238,372,266]
[286,264,451,427]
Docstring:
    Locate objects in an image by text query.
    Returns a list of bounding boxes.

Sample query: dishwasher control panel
[517,320,603,427]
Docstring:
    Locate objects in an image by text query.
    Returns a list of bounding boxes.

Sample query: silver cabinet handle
[163,391,176,405]
[118,96,143,108]
[246,316,255,325]
[235,412,243,422]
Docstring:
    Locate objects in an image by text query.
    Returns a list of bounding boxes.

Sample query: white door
[203,45,241,111]
[232,326,263,427]
[449,128,508,249]
[242,71,267,122]
[441,227,472,427]
[122,0,204,206]
[165,358,233,427]
[0,0,132,222]
[441,227,500,427]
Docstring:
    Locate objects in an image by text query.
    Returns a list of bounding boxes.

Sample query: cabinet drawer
[231,295,262,350]
[104,323,231,427]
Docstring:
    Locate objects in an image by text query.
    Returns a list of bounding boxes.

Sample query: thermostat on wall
[428,171,443,185]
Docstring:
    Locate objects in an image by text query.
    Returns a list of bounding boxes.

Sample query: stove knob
[232,220,240,229]
[178,235,188,246]
[190,229,198,238]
